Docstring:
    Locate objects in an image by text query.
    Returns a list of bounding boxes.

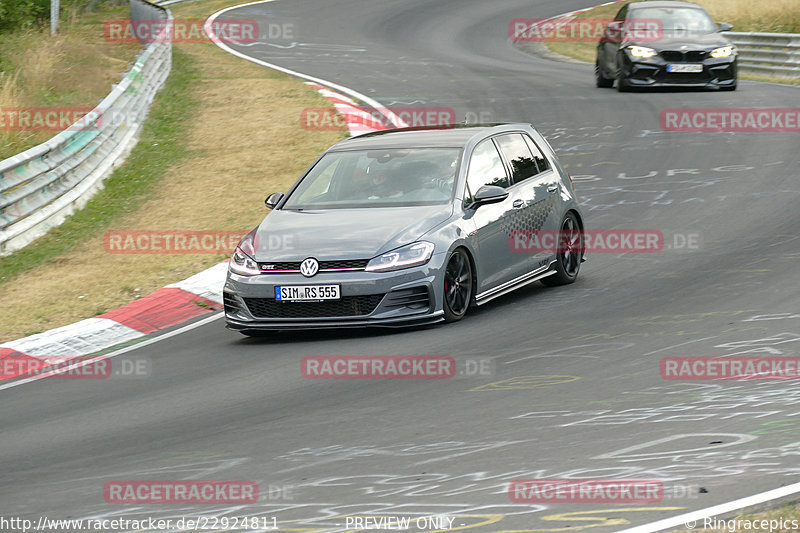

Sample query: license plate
[667,64,703,73]
[275,285,340,301]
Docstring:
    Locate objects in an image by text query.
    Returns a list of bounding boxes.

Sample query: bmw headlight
[366,242,434,272]
[628,45,657,58]
[229,229,260,276]
[710,45,734,58]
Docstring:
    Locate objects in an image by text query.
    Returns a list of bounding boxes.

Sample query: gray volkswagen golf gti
[224,123,585,334]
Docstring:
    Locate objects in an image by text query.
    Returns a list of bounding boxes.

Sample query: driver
[364,166,403,199]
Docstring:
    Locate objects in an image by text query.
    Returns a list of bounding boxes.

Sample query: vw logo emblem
[300,257,319,277]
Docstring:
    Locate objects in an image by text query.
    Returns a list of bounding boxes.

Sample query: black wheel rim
[444,252,471,316]
[560,217,581,277]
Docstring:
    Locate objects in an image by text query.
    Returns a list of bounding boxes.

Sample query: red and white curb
[305,82,408,135]
[0,261,228,381]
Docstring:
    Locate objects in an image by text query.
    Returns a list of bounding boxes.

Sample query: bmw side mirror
[265,192,284,209]
[472,185,509,208]
[603,20,624,42]
[717,22,733,32]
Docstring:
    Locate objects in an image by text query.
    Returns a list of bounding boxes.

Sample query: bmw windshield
[282,148,462,209]
[633,7,718,33]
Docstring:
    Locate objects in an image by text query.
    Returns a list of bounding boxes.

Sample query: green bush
[0,0,49,31]
[0,0,124,32]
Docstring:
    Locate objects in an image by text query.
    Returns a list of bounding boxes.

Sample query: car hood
[254,204,453,261]
[625,31,730,50]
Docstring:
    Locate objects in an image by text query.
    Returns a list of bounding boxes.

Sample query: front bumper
[223,253,448,330]
[621,52,737,88]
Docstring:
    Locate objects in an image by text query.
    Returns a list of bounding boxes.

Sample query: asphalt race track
[2,0,800,531]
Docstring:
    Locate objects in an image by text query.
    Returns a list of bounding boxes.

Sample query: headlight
[365,242,434,272]
[710,45,734,58]
[628,46,657,58]
[229,229,260,276]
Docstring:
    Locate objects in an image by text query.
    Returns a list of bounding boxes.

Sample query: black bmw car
[596,0,737,91]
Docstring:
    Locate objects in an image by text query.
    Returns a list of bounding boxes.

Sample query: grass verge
[0,0,345,341]
[0,47,199,289]
[0,4,141,160]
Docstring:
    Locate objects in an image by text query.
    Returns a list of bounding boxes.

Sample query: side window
[523,134,552,174]
[495,133,539,184]
[614,5,628,21]
[466,139,510,200]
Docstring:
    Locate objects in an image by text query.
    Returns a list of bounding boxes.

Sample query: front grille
[383,287,430,310]
[320,259,370,269]
[686,50,707,62]
[660,50,707,62]
[259,259,369,272]
[260,261,300,271]
[244,294,384,318]
[656,71,712,84]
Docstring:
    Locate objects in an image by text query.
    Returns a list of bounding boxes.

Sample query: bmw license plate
[275,285,340,301]
[667,64,703,73]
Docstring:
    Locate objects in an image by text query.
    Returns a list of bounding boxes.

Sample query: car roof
[330,123,532,150]
[629,1,704,9]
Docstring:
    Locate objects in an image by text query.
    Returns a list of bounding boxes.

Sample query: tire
[616,72,630,92]
[541,212,583,287]
[616,57,630,92]
[595,61,613,88]
[442,248,474,322]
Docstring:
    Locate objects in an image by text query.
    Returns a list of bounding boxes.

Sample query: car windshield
[632,7,717,33]
[282,147,462,209]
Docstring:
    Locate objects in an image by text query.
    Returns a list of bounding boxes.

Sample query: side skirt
[474,261,557,306]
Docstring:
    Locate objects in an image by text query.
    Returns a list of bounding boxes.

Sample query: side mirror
[472,185,508,208]
[717,22,733,32]
[265,192,284,209]
[603,20,624,42]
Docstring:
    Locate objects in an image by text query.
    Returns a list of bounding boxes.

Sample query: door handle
[547,184,558,193]
[512,199,524,208]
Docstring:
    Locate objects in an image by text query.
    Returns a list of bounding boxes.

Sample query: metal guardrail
[0,0,172,256]
[726,32,800,78]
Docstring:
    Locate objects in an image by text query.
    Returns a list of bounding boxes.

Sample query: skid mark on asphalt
[469,375,580,391]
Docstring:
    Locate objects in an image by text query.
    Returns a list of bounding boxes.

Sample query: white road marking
[641,336,717,356]
[203,0,407,128]
[0,313,223,392]
[616,480,800,533]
